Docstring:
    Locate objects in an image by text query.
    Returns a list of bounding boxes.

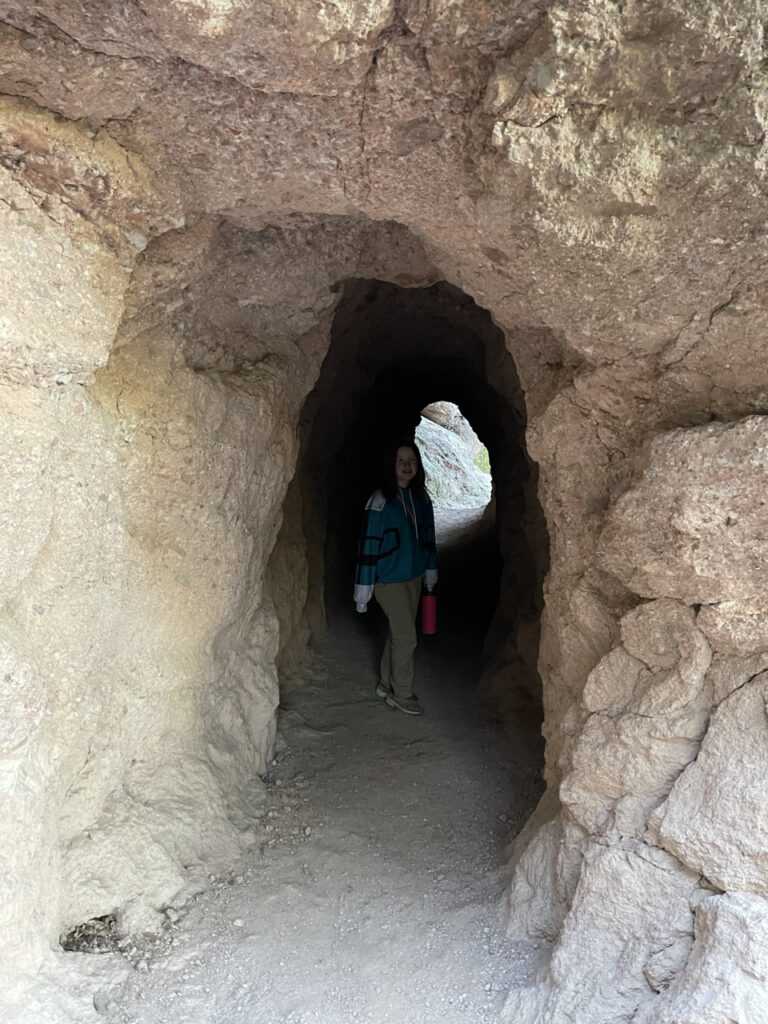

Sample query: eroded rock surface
[635,892,768,1024]
[504,844,700,1024]
[599,417,768,606]
[509,413,768,1019]
[1,0,768,1020]
[560,600,711,839]
[651,672,768,895]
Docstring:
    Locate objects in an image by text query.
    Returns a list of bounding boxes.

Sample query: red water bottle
[421,593,437,635]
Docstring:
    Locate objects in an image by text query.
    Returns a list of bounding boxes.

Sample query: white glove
[356,602,368,613]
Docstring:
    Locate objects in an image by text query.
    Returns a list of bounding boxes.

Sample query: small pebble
[233,919,244,928]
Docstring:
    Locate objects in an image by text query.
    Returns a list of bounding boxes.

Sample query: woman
[353,439,438,716]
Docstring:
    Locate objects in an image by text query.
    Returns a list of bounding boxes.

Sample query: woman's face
[395,446,418,487]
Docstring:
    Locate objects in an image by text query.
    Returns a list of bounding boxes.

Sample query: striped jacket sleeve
[353,490,386,610]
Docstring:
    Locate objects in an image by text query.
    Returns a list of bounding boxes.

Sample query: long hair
[379,438,428,501]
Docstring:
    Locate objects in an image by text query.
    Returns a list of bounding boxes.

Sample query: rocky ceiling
[1,1,766,408]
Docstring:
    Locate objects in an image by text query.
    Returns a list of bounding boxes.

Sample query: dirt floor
[60,506,548,1023]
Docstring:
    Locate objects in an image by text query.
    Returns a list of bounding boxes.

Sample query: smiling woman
[353,438,438,716]
[395,445,418,487]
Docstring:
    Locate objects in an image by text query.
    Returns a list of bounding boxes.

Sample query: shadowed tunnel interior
[290,278,549,718]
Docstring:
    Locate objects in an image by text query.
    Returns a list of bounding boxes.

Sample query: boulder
[560,601,711,838]
[697,600,768,657]
[651,672,768,895]
[421,400,484,456]
[599,417,768,605]
[503,843,699,1024]
[505,812,587,942]
[636,892,768,1024]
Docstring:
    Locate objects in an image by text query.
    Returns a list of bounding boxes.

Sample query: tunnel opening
[282,277,548,725]
[416,399,494,516]
[414,398,498,664]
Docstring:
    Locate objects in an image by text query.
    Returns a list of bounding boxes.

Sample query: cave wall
[1,2,768,1020]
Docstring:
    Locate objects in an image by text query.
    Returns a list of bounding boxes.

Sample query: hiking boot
[385,693,424,716]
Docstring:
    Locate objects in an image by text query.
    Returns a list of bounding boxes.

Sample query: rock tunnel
[2,3,768,1022]
[290,278,544,710]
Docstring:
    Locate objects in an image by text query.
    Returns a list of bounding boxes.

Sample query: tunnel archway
[280,277,548,720]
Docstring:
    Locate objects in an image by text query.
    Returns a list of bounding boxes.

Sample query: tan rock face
[599,417,768,605]
[697,600,768,657]
[504,844,700,1024]
[650,673,768,895]
[2,0,768,1019]
[635,892,768,1024]
[504,812,587,942]
[559,600,711,838]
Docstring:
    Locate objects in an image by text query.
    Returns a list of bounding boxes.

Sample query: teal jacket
[353,487,438,611]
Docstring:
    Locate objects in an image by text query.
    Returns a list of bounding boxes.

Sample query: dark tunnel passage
[291,279,549,721]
